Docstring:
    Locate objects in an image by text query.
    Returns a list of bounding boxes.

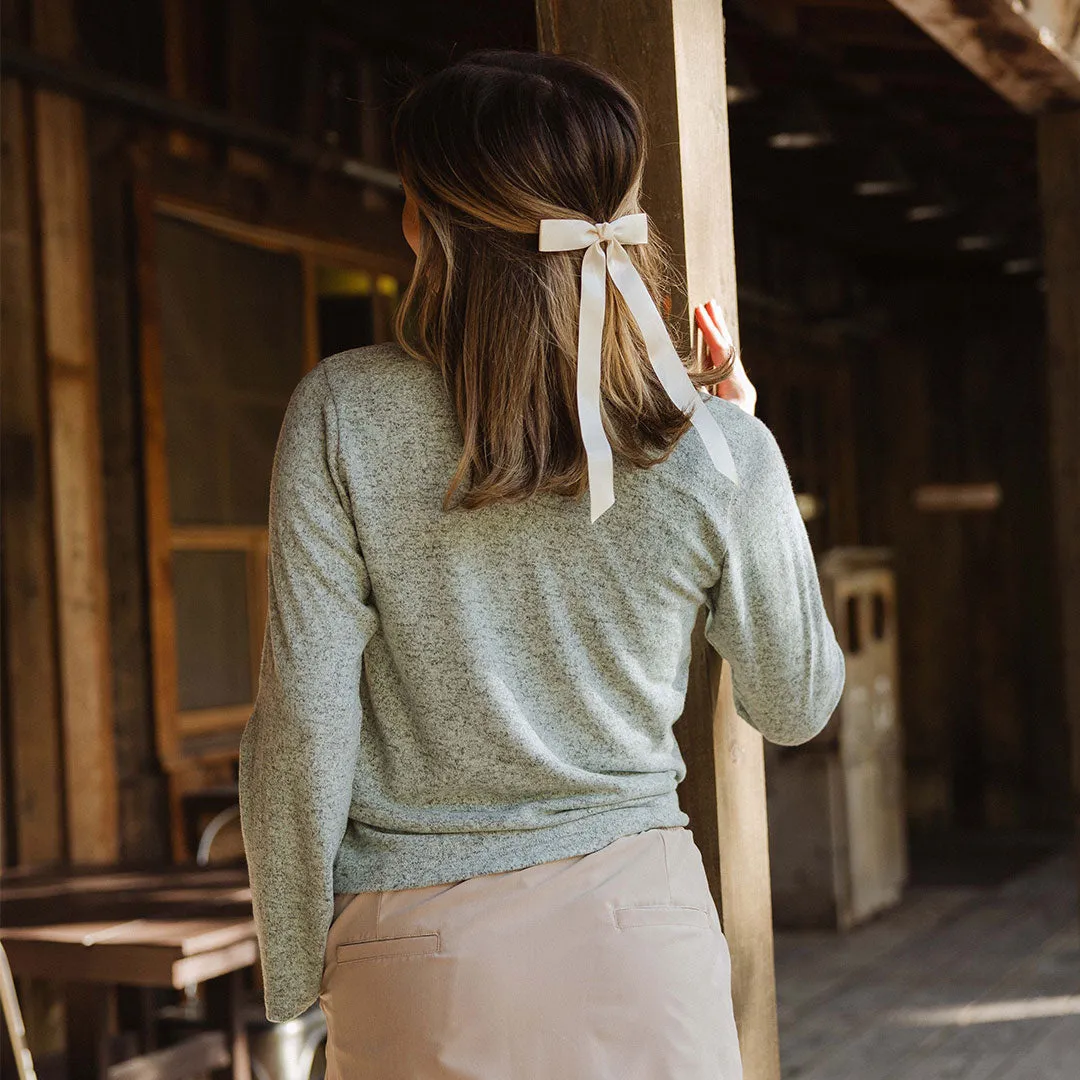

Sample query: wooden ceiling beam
[727,2,1042,250]
[885,0,1080,112]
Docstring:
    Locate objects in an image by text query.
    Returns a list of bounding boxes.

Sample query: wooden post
[536,4,781,1077]
[0,75,66,867]
[162,0,209,160]
[32,0,119,864]
[1036,106,1080,912]
[225,0,271,178]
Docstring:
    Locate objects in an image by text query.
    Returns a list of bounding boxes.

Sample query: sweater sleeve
[238,361,379,1023]
[703,418,846,746]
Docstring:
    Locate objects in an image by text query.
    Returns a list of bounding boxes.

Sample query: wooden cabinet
[767,548,908,930]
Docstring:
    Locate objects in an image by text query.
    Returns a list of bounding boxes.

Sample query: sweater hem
[332,795,690,895]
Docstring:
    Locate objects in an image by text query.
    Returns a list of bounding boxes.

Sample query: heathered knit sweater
[238,342,846,1023]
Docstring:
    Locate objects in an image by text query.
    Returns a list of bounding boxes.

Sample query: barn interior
[1,0,1078,1077]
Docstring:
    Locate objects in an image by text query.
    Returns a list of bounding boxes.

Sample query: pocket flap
[614,905,711,930]
[337,933,440,963]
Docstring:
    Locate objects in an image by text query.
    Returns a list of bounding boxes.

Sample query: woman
[239,49,845,1080]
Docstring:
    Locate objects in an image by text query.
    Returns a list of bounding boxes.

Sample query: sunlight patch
[890,995,1080,1027]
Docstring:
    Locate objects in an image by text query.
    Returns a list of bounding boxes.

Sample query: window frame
[135,181,409,852]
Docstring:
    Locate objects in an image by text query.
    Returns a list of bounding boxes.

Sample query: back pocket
[337,932,440,963]
[613,905,711,930]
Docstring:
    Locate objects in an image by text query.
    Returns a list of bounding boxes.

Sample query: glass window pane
[226,402,286,526]
[174,550,252,711]
[156,215,304,527]
[165,390,225,526]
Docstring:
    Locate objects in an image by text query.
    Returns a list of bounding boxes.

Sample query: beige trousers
[319,826,743,1079]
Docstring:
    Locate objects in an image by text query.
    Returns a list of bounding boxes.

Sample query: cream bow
[538,212,739,522]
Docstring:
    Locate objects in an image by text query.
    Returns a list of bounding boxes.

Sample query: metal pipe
[0,43,403,194]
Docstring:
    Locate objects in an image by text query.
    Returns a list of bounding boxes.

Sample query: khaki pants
[319,826,743,1079]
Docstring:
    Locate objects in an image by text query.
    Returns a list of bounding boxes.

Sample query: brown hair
[391,49,732,512]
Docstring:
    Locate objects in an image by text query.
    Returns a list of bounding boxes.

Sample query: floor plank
[774,850,1080,1080]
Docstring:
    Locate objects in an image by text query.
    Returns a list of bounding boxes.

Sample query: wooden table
[0,865,257,1080]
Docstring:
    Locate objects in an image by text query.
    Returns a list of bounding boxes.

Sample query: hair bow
[538,213,739,522]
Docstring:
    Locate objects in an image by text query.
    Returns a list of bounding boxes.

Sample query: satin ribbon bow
[538,212,739,522]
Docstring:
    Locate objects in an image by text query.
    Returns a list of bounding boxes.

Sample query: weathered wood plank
[87,110,170,864]
[33,0,119,864]
[0,74,65,866]
[132,165,183,779]
[224,0,270,178]
[885,0,1080,112]
[1036,106,1080,915]
[162,0,207,160]
[152,194,414,282]
[2,918,258,989]
[990,1006,1080,1080]
[775,853,1079,1080]
[887,924,1080,1080]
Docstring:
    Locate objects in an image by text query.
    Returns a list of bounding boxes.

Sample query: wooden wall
[731,202,1069,837]
[853,271,1068,833]
[1,0,1071,877]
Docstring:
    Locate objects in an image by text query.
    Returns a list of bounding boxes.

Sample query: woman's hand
[694,298,757,416]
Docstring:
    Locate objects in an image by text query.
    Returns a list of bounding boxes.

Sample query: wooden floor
[773,848,1080,1080]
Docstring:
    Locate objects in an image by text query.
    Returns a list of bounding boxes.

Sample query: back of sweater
[238,342,846,1022]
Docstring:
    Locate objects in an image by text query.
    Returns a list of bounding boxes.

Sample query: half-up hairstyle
[391,49,732,512]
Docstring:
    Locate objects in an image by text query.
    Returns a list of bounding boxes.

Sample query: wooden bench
[1,866,256,1080]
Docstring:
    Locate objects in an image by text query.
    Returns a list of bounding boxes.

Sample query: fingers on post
[705,298,734,348]
[694,302,724,357]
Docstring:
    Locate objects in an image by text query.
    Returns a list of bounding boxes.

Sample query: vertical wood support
[131,165,188,863]
[205,970,252,1080]
[226,0,270,177]
[1036,106,1080,911]
[162,0,208,160]
[537,4,780,1077]
[89,115,171,863]
[0,76,66,866]
[33,0,119,864]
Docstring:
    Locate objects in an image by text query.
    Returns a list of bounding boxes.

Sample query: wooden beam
[225,0,270,178]
[162,0,207,159]
[1036,107,1080,911]
[131,169,182,776]
[33,0,119,864]
[0,75,66,866]
[88,113,170,863]
[886,0,1080,113]
[537,4,780,1077]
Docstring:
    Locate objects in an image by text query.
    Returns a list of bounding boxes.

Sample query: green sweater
[238,343,846,1022]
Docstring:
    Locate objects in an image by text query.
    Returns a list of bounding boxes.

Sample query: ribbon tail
[605,241,740,487]
[577,241,616,521]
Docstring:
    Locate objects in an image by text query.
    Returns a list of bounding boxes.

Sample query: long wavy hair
[391,49,733,512]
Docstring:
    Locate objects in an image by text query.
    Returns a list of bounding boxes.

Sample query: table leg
[116,986,157,1052]
[65,983,110,1080]
[204,970,251,1080]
